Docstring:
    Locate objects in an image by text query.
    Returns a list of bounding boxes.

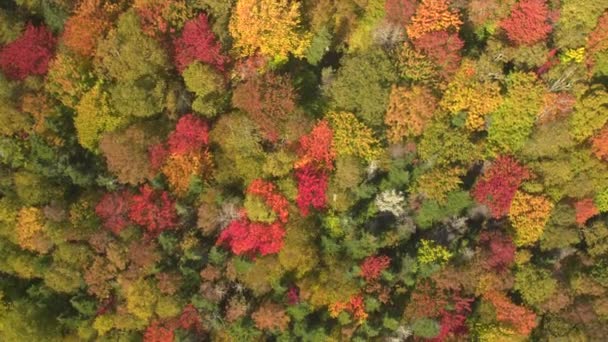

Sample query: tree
[173,13,228,73]
[95,190,132,235]
[99,124,160,185]
[406,0,462,40]
[229,0,311,60]
[508,191,553,247]
[326,50,397,127]
[0,23,56,80]
[60,0,115,56]
[360,255,391,282]
[252,302,290,332]
[575,198,599,226]
[296,120,335,171]
[500,0,552,46]
[484,291,537,336]
[472,156,530,218]
[385,0,417,26]
[295,165,329,217]
[16,207,53,253]
[182,61,227,117]
[385,85,437,142]
[129,185,178,236]
[247,179,289,224]
[326,111,381,162]
[478,231,516,271]
[167,114,210,155]
[232,73,297,142]
[570,90,608,142]
[412,31,464,78]
[216,218,285,256]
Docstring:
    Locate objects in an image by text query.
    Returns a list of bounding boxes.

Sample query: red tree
[149,143,169,171]
[478,230,516,271]
[167,114,210,155]
[173,13,229,73]
[129,185,178,235]
[216,218,286,256]
[247,179,289,223]
[500,0,552,46]
[0,24,56,80]
[295,120,335,171]
[472,156,530,218]
[144,321,174,342]
[412,30,464,78]
[433,295,473,341]
[360,255,391,282]
[95,190,132,235]
[575,198,599,226]
[295,165,329,216]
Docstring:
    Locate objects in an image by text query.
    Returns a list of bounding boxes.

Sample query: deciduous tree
[0,23,56,80]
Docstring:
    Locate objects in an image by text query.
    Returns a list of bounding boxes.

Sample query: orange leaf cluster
[385,85,437,143]
[484,291,537,336]
[406,0,462,40]
[295,120,335,171]
[247,179,289,223]
[592,127,608,161]
[574,198,599,226]
[61,0,116,56]
[329,294,368,323]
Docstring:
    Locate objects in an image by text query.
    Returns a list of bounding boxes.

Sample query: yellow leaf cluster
[417,239,452,265]
[326,111,382,162]
[509,192,553,247]
[406,0,462,40]
[229,0,311,60]
[385,85,437,143]
[415,167,465,203]
[440,61,502,131]
[16,207,52,253]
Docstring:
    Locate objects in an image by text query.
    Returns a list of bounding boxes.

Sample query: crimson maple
[500,0,552,46]
[173,13,229,73]
[216,218,285,256]
[296,120,335,171]
[433,295,473,342]
[95,190,132,235]
[167,114,210,155]
[129,185,178,236]
[472,156,530,218]
[143,321,174,342]
[412,30,464,78]
[295,165,329,217]
[360,255,391,282]
[0,23,56,80]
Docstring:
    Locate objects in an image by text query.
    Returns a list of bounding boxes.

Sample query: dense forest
[0,0,608,340]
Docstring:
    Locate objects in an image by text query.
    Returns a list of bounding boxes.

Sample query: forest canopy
[0,0,608,341]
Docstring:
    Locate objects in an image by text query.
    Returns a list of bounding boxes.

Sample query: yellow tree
[229,0,311,61]
[509,191,553,247]
[406,0,462,40]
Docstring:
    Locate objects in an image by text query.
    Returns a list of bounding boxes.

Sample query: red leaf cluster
[479,231,516,272]
[360,255,391,282]
[247,179,289,223]
[286,286,300,305]
[484,291,537,335]
[500,0,552,46]
[472,156,531,218]
[295,165,329,216]
[173,13,229,73]
[412,31,464,78]
[144,321,174,342]
[296,120,335,171]
[0,24,56,80]
[574,198,599,226]
[167,114,210,155]
[433,295,473,342]
[330,294,368,322]
[385,0,417,26]
[129,185,178,236]
[95,190,132,235]
[216,218,285,256]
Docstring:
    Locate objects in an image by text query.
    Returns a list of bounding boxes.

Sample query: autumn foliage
[128,185,178,236]
[216,218,285,256]
[500,0,552,46]
[96,190,132,235]
[360,255,391,282]
[247,179,289,223]
[406,0,462,40]
[575,198,599,226]
[472,156,531,218]
[484,291,538,335]
[167,114,210,155]
[173,13,228,73]
[0,24,56,80]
